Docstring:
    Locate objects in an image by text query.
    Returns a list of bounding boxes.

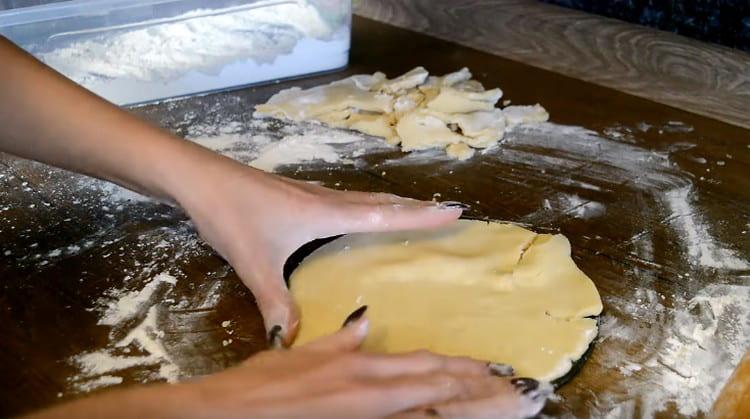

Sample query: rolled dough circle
[290,220,603,381]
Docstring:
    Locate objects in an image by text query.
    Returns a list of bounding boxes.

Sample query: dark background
[542,0,750,51]
[2,0,749,52]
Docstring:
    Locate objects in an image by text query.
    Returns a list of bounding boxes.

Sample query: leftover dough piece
[396,110,466,151]
[347,113,397,142]
[374,66,429,94]
[392,88,425,116]
[418,67,474,103]
[446,143,475,161]
[426,87,503,114]
[255,77,393,120]
[290,220,603,382]
[503,104,550,128]
[445,109,507,149]
[255,67,549,161]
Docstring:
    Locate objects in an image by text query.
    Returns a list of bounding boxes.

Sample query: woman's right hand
[177,313,550,419]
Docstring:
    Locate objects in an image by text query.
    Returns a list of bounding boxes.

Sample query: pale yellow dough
[290,220,603,381]
[254,67,549,161]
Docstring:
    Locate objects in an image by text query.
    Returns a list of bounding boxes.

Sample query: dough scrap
[255,67,549,160]
[446,143,475,161]
[426,87,502,114]
[503,104,550,128]
[290,220,603,382]
[396,110,466,151]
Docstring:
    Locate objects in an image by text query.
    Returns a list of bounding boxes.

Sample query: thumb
[303,306,369,352]
[234,261,300,348]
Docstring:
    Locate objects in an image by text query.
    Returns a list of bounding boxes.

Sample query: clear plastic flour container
[0,0,351,105]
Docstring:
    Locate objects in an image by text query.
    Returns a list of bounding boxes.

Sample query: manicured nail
[268,325,284,349]
[511,377,540,394]
[342,305,368,327]
[438,201,470,210]
[487,362,514,377]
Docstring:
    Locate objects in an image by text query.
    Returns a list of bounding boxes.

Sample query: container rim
[0,0,292,27]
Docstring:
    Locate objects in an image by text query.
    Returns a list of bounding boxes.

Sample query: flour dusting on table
[3,96,747,418]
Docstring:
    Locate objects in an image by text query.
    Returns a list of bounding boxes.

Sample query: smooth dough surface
[290,220,603,381]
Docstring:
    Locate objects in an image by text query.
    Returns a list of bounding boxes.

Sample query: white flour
[663,186,749,270]
[543,194,605,220]
[249,130,364,172]
[39,2,334,84]
[98,272,177,326]
[186,119,393,173]
[595,284,750,417]
[11,109,743,416]
[69,273,181,393]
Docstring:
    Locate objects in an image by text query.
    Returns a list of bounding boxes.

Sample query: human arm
[24,315,548,419]
[0,36,464,343]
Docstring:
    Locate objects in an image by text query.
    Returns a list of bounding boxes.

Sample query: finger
[354,350,503,379]
[342,202,467,234]
[428,377,552,419]
[303,310,369,352]
[351,372,496,417]
[343,191,434,207]
[234,261,300,348]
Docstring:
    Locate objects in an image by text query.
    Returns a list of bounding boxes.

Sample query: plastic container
[0,0,351,105]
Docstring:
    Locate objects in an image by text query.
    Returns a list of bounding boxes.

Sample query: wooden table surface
[354,0,750,131]
[2,16,749,418]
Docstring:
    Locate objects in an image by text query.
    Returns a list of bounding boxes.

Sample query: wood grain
[354,0,750,130]
[711,346,750,419]
[2,17,749,418]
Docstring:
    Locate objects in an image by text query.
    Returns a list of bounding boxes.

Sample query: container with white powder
[0,0,351,105]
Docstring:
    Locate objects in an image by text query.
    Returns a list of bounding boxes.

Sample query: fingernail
[438,201,470,210]
[520,381,553,406]
[511,377,540,394]
[342,305,368,327]
[487,362,514,377]
[268,325,284,349]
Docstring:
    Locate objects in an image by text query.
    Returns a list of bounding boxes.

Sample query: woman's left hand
[171,154,465,346]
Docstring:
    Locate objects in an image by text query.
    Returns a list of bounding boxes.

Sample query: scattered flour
[664,186,749,270]
[70,375,123,393]
[544,194,605,220]
[641,284,750,416]
[98,273,177,326]
[184,118,393,173]
[596,285,750,417]
[6,94,744,417]
[92,181,153,204]
[249,130,364,172]
[68,272,181,393]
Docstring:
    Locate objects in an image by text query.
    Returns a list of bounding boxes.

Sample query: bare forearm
[22,385,186,419]
[0,36,241,203]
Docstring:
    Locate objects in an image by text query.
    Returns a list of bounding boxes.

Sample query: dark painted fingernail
[438,201,471,210]
[487,362,514,377]
[342,305,368,327]
[268,325,284,349]
[511,377,540,394]
[425,407,440,417]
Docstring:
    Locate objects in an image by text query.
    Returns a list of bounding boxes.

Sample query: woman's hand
[180,314,550,419]
[0,38,462,346]
[0,35,464,345]
[32,315,549,419]
[169,152,466,345]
